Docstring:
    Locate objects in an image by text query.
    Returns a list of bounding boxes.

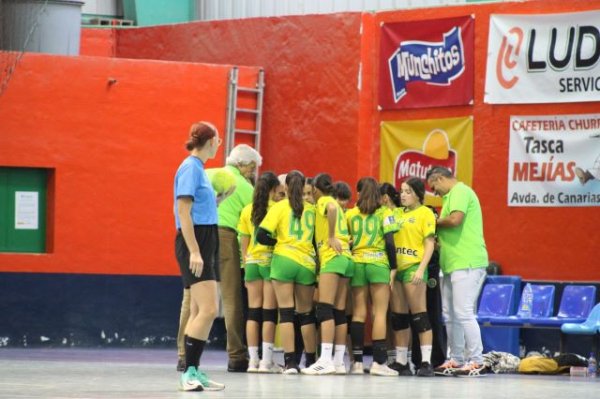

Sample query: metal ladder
[225,66,265,156]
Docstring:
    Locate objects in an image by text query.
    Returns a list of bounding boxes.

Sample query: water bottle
[521,283,533,317]
[588,352,597,378]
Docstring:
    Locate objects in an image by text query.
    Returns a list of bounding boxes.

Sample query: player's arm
[436,211,464,228]
[326,202,342,254]
[256,228,277,246]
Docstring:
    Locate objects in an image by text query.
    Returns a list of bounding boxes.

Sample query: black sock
[284,352,298,369]
[184,335,206,370]
[372,339,387,365]
[305,352,316,367]
[350,321,365,362]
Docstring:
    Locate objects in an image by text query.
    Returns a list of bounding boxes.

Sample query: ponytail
[379,182,400,207]
[313,173,334,196]
[251,171,280,226]
[356,177,380,215]
[286,170,305,219]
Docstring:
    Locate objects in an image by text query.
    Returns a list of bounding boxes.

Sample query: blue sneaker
[196,369,225,391]
[179,367,203,391]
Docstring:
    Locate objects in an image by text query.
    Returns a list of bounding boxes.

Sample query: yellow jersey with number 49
[259,199,316,269]
[346,206,397,265]
[238,202,276,266]
[393,205,436,271]
[314,195,352,265]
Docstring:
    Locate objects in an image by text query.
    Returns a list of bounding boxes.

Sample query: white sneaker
[350,361,364,375]
[370,362,399,377]
[334,364,347,375]
[282,365,299,375]
[301,358,335,375]
[258,360,282,374]
[247,359,260,373]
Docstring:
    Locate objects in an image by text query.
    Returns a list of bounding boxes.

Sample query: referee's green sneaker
[179,367,203,392]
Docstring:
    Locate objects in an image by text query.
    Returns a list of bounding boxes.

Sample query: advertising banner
[380,116,473,207]
[379,16,474,110]
[485,11,600,104]
[508,114,600,207]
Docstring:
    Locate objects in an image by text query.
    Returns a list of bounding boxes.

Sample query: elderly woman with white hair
[218,144,263,372]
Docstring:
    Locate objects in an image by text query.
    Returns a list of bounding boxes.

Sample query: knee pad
[411,312,432,333]
[247,307,263,323]
[298,309,317,326]
[279,307,295,323]
[315,302,334,323]
[391,312,410,331]
[262,308,277,324]
[334,309,347,326]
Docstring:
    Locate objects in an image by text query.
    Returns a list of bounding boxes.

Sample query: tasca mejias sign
[485,11,600,104]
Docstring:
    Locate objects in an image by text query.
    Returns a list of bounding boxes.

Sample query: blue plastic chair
[477,284,515,323]
[561,303,600,356]
[489,284,555,326]
[561,303,600,335]
[529,285,597,327]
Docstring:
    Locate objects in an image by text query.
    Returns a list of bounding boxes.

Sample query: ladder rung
[237,87,260,94]
[235,129,259,135]
[236,108,259,114]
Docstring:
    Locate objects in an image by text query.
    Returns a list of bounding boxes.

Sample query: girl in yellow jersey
[383,178,436,377]
[256,170,317,374]
[301,174,354,375]
[346,177,399,376]
[238,172,284,373]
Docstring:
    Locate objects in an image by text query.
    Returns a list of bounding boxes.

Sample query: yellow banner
[380,116,473,207]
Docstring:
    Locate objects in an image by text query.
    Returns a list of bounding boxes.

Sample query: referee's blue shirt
[173,156,217,229]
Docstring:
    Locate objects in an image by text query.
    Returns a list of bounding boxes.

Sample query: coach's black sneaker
[389,361,413,376]
[227,358,249,372]
[417,362,434,377]
[176,358,185,372]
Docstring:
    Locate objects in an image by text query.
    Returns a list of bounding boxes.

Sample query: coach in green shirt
[426,166,488,377]
[219,144,262,372]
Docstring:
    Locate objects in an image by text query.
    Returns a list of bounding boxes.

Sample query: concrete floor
[0,348,598,398]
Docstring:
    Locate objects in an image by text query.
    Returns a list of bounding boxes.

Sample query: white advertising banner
[508,114,600,207]
[485,11,600,104]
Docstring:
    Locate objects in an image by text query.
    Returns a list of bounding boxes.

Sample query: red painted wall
[0,53,260,275]
[115,14,364,184]
[80,28,118,57]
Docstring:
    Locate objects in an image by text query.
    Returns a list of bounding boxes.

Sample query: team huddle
[239,170,437,377]
[174,122,488,392]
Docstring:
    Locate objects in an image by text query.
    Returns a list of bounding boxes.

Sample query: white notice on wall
[15,191,39,230]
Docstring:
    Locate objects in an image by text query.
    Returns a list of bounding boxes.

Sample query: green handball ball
[206,168,236,195]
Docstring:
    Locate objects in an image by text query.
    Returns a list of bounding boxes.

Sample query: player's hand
[328,237,343,254]
[189,251,204,277]
[216,185,236,206]
[411,269,425,285]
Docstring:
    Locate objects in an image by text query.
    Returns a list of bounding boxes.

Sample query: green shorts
[320,255,354,278]
[395,264,428,283]
[270,254,315,286]
[244,263,271,282]
[351,262,390,287]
